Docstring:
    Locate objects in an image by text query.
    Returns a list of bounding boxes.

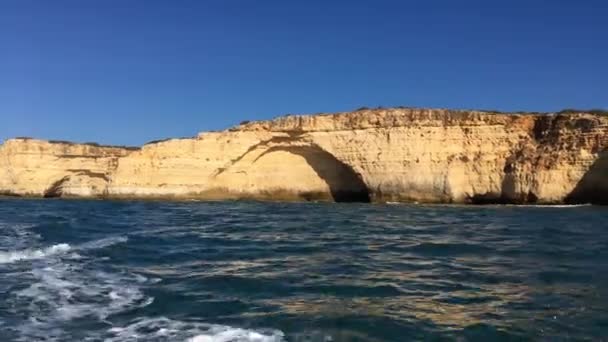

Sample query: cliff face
[0,139,136,197]
[2,108,607,204]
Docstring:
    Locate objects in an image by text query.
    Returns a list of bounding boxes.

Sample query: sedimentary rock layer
[1,108,607,204]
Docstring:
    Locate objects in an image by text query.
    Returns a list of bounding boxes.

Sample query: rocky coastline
[1,107,607,204]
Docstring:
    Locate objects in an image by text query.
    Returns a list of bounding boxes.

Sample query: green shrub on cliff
[144,138,172,145]
[558,108,608,115]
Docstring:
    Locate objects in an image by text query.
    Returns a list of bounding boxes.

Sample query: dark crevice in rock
[532,116,553,142]
[67,169,109,181]
[0,191,21,197]
[526,191,539,203]
[57,155,107,159]
[466,193,511,205]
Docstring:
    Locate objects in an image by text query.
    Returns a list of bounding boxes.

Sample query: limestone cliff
[0,139,136,197]
[1,108,607,204]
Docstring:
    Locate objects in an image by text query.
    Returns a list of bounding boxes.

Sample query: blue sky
[1,0,606,146]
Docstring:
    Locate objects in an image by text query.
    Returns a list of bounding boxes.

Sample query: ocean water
[0,199,607,341]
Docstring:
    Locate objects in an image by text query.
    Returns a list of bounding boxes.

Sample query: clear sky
[1,0,606,146]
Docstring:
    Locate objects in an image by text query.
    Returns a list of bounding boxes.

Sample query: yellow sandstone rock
[1,108,607,204]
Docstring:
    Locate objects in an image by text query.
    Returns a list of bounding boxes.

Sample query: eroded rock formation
[0,139,135,198]
[1,108,607,204]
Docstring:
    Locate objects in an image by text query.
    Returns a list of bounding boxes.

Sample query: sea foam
[0,243,71,264]
[106,317,284,342]
[79,235,129,250]
[189,327,285,342]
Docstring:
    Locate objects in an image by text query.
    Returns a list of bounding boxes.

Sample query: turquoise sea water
[0,199,607,341]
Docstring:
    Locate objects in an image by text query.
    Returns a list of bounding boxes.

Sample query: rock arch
[215,143,371,203]
[43,171,110,198]
[256,145,370,202]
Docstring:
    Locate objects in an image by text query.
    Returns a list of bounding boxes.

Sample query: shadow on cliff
[565,151,608,204]
[255,145,371,202]
[44,176,70,198]
[466,161,539,205]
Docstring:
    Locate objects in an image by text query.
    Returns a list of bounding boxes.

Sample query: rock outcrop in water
[1,108,607,204]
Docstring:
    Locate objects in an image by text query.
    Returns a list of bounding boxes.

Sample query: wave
[79,235,129,250]
[503,204,593,208]
[0,235,129,266]
[2,233,143,341]
[11,244,151,341]
[4,229,269,341]
[0,243,71,264]
[106,317,284,342]
[189,327,284,342]
[0,223,41,253]
[385,202,594,208]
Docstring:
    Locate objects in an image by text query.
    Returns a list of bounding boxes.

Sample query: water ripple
[0,199,607,341]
